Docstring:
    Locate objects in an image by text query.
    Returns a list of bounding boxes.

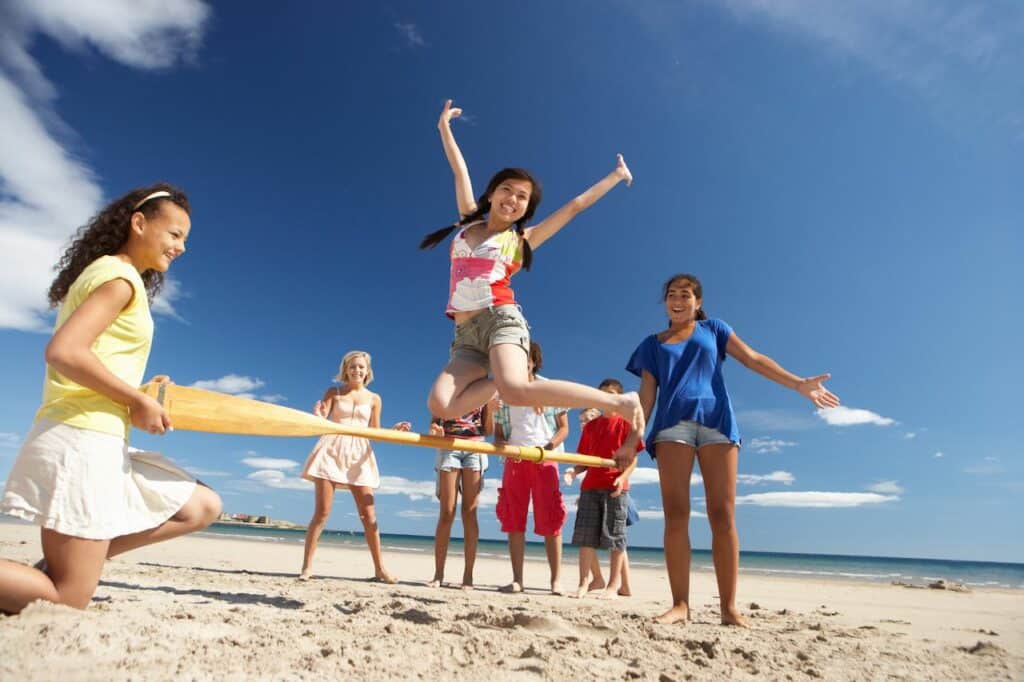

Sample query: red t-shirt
[577,414,644,491]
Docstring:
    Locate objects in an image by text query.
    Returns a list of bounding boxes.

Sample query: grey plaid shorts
[571,489,628,551]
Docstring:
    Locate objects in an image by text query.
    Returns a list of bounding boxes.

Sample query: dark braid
[419,167,541,271]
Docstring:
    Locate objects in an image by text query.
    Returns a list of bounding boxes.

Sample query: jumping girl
[0,184,222,614]
[419,99,644,461]
[626,273,840,626]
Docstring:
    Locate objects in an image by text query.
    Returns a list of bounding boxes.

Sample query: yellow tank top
[36,256,154,439]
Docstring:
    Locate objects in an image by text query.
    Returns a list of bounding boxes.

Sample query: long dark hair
[419,168,542,270]
[663,273,708,321]
[47,183,190,307]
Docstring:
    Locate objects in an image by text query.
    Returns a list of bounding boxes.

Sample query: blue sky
[0,1,1020,562]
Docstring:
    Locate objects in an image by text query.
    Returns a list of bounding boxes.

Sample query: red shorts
[495,459,566,537]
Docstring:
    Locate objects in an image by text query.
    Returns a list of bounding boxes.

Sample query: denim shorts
[653,420,735,450]
[435,449,489,472]
[450,305,530,371]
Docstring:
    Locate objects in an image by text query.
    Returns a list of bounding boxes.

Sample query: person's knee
[54,584,97,610]
[663,503,691,526]
[460,506,478,524]
[706,501,735,534]
[437,507,456,526]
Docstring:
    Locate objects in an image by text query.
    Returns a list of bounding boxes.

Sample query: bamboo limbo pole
[142,382,616,468]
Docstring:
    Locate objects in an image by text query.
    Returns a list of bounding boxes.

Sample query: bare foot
[460,583,475,592]
[573,583,589,599]
[617,587,632,597]
[596,588,620,600]
[588,578,606,591]
[551,582,565,596]
[499,582,524,593]
[653,604,689,624]
[426,578,442,588]
[297,571,312,582]
[721,606,749,628]
[373,571,398,584]
[613,392,646,434]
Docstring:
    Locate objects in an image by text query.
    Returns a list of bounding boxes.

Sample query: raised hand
[796,374,840,409]
[438,99,462,127]
[614,153,632,187]
[428,422,444,437]
[392,421,413,432]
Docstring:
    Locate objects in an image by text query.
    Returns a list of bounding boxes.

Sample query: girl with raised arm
[419,99,644,462]
[626,274,840,626]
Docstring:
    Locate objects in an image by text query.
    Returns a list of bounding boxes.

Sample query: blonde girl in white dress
[299,351,410,582]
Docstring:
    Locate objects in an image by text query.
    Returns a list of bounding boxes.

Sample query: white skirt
[1,419,197,540]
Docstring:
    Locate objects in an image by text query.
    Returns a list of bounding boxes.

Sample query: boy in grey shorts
[564,379,643,599]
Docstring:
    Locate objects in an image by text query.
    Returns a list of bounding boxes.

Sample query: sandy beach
[0,520,1020,680]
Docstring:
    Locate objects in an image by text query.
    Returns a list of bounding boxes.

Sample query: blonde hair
[334,350,374,386]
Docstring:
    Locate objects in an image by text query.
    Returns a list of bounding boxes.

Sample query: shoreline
[1,520,1021,679]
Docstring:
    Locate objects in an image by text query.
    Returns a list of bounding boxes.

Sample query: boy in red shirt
[564,379,643,599]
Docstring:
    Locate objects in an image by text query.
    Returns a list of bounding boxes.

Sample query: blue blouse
[626,319,740,454]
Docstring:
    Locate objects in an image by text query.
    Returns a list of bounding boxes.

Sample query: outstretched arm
[726,333,840,409]
[524,154,632,250]
[438,99,477,218]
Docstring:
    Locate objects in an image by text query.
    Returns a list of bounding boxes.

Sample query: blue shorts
[435,449,489,472]
[653,420,735,450]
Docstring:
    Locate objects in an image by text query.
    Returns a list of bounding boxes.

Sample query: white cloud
[737,470,795,486]
[394,22,425,47]
[933,451,944,458]
[816,406,896,427]
[0,1,210,331]
[637,507,706,519]
[748,437,798,454]
[396,509,436,519]
[904,432,917,439]
[241,456,299,470]
[630,467,660,484]
[713,1,1024,135]
[738,409,820,432]
[190,374,264,394]
[736,491,899,508]
[245,469,311,490]
[377,475,436,502]
[185,467,230,478]
[0,432,20,448]
[867,480,904,495]
[964,457,1002,475]
[187,375,283,402]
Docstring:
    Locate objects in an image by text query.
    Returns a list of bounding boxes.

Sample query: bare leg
[545,534,564,595]
[588,551,606,591]
[575,547,597,598]
[618,549,632,596]
[653,442,697,624]
[428,358,495,419]
[500,531,525,592]
[0,529,109,614]
[599,549,627,599]
[300,478,335,579]
[490,345,646,440]
[459,468,483,589]
[107,484,222,558]
[430,470,459,587]
[351,486,395,583]
[697,443,747,627]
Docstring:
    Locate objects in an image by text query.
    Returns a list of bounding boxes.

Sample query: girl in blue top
[626,273,839,627]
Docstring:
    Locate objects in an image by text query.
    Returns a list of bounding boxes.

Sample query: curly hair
[47,182,190,307]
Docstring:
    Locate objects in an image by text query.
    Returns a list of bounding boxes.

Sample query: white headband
[133,190,172,210]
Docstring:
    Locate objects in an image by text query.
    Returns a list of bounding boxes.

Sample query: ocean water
[201,523,1024,590]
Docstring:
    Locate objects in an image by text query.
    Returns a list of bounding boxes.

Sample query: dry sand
[1,520,1020,680]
